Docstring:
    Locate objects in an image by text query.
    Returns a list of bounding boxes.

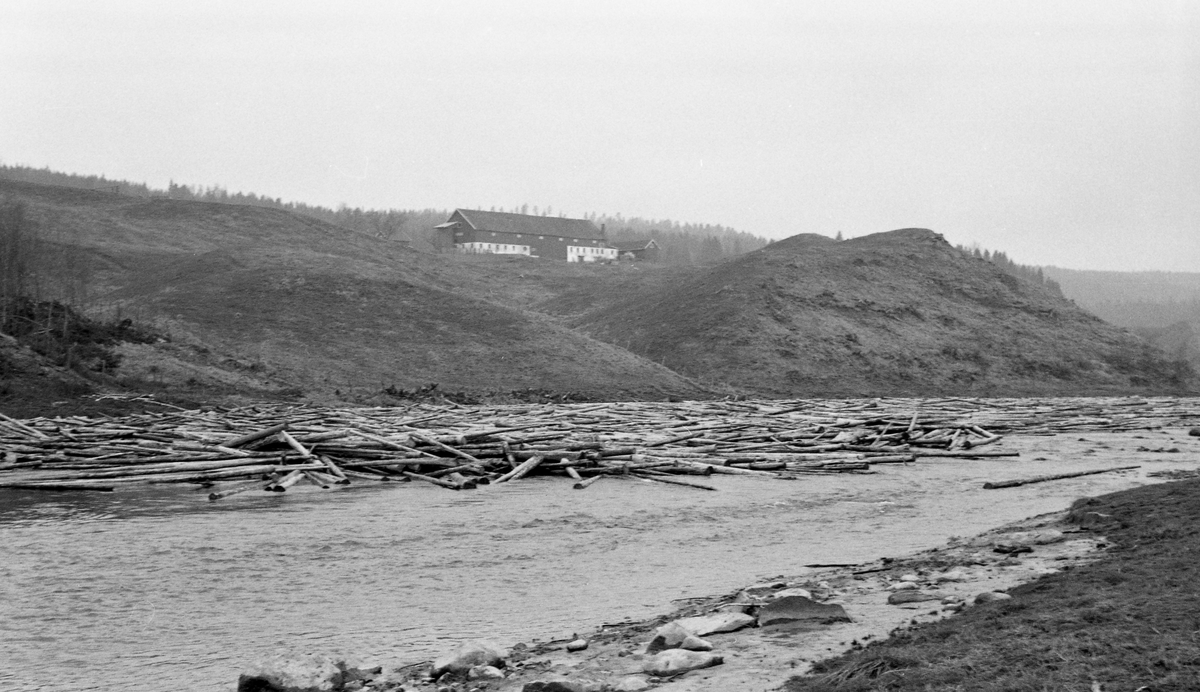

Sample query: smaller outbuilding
[615,239,662,262]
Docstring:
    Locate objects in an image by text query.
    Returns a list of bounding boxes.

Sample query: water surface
[1,434,1191,691]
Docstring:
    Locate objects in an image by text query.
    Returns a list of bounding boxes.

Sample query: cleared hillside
[0,179,708,401]
[553,229,1194,397]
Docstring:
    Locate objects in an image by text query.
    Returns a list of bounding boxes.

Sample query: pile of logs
[0,396,1196,497]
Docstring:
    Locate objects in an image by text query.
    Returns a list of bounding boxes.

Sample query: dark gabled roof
[453,209,605,240]
[615,239,659,252]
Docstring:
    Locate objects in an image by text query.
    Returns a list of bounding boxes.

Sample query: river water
[2,432,1194,692]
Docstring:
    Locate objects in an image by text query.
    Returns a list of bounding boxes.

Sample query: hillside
[0,178,708,402]
[550,229,1194,397]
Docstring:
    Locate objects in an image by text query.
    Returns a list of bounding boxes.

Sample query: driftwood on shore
[0,396,1195,497]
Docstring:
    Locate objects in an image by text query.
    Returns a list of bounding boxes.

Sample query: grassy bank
[785,478,1200,691]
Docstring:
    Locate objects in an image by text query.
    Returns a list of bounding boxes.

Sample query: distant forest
[0,165,768,265]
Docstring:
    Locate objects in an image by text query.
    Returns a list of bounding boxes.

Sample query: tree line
[956,243,1064,296]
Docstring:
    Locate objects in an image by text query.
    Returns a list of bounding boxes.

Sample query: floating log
[0,482,114,492]
[573,474,603,490]
[494,455,545,483]
[208,475,280,501]
[983,465,1141,489]
[2,397,1195,500]
[633,472,717,491]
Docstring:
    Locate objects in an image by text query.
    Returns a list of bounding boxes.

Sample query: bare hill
[555,228,1194,397]
[0,179,707,401]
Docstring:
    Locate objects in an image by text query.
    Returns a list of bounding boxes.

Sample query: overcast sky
[3,1,1197,271]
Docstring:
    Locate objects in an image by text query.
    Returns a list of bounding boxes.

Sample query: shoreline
[245,496,1125,692]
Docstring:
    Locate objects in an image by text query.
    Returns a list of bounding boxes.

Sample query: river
[1,431,1194,691]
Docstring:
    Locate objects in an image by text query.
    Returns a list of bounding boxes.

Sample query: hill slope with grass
[0,178,707,402]
[552,228,1194,397]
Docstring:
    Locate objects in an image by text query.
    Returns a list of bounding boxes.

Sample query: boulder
[674,611,756,636]
[1188,427,1199,437]
[468,665,504,680]
[430,640,506,678]
[522,677,604,692]
[887,581,919,591]
[934,569,967,583]
[642,650,724,677]
[773,587,813,600]
[237,656,342,692]
[566,638,589,652]
[974,591,1013,605]
[757,595,850,626]
[887,590,942,605]
[612,676,653,691]
[645,622,712,654]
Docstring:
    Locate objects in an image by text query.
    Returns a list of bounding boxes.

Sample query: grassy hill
[548,229,1194,397]
[0,178,709,402]
[1,177,1192,406]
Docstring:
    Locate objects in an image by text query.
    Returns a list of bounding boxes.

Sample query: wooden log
[564,466,583,481]
[632,472,717,491]
[278,430,314,458]
[318,456,351,483]
[303,470,338,488]
[913,450,1019,458]
[494,455,545,483]
[0,411,49,438]
[222,422,289,449]
[860,454,916,464]
[402,470,461,489]
[573,474,603,490]
[676,460,778,477]
[340,468,392,481]
[983,465,1141,489]
[208,475,280,500]
[267,469,306,492]
[0,481,114,491]
[410,432,485,464]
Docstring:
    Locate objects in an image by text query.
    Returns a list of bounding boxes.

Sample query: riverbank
[245,453,1200,691]
[783,475,1200,692]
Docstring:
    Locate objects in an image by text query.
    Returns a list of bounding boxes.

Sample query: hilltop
[551,228,1193,397]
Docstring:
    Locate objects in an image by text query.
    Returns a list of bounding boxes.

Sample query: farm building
[434,209,619,262]
[615,239,661,262]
